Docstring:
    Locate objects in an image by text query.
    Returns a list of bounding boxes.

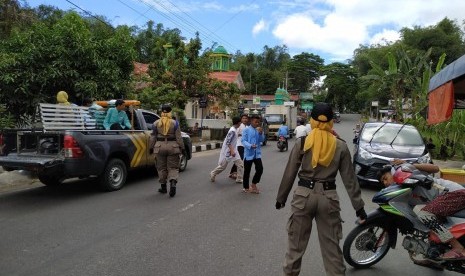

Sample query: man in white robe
[210,117,243,183]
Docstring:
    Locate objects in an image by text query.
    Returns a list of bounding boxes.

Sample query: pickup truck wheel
[179,153,188,172]
[38,175,62,186]
[99,158,127,191]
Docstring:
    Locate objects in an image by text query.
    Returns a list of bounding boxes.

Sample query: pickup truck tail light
[63,135,83,158]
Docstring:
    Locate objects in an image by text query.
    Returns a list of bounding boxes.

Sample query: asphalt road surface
[0,114,456,276]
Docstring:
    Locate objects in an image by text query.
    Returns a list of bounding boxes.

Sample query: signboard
[199,97,207,108]
[253,96,261,105]
[301,103,314,110]
[300,92,313,100]
[372,101,379,107]
[284,101,295,107]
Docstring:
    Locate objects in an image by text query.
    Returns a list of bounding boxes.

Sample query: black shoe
[158,184,167,194]
[169,180,177,197]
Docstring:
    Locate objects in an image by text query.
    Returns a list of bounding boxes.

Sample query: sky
[25,0,465,63]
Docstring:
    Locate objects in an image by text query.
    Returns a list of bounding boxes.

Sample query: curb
[192,142,223,153]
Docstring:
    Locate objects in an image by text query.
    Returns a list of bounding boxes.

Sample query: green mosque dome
[213,45,229,55]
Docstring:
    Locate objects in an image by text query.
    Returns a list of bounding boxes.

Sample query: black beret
[311,102,334,122]
[161,104,172,113]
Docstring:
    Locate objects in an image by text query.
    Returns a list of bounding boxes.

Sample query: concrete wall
[186,118,231,129]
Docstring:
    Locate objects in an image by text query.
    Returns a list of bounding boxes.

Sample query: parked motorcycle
[343,164,465,273]
[277,135,288,152]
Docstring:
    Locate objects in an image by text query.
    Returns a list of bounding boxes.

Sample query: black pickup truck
[0,103,192,191]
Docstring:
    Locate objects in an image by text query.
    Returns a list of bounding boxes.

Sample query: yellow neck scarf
[304,118,336,168]
[157,112,172,135]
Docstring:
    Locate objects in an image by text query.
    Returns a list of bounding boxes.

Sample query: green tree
[0,12,136,125]
[401,17,465,66]
[139,30,219,111]
[362,48,434,119]
[288,52,324,92]
[0,0,21,39]
[322,62,359,112]
[205,79,241,110]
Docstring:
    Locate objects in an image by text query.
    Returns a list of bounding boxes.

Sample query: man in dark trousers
[241,114,264,194]
[275,102,366,276]
[149,105,184,197]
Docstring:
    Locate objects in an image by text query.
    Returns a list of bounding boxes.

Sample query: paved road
[0,114,455,276]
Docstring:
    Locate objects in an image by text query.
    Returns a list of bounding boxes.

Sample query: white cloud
[369,30,400,46]
[230,3,260,13]
[252,19,268,36]
[271,0,465,61]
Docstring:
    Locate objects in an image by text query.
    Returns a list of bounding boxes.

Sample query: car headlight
[417,152,431,164]
[357,147,373,161]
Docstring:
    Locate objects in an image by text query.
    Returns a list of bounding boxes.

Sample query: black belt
[157,137,176,141]
[298,179,336,190]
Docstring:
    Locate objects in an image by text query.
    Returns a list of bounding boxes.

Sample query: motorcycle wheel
[343,221,391,268]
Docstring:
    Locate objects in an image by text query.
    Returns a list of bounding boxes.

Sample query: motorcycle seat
[451,209,465,219]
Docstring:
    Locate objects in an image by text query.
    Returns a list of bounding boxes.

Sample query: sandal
[250,185,260,194]
[441,249,465,260]
[241,188,250,193]
[229,173,237,179]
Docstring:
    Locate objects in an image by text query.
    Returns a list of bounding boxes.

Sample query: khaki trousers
[211,158,243,181]
[154,141,180,184]
[284,185,345,276]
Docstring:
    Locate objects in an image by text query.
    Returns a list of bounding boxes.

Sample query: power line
[136,0,210,41]
[117,0,152,25]
[65,0,113,28]
[125,0,239,53]
[211,0,257,36]
[140,0,239,52]
[162,0,239,52]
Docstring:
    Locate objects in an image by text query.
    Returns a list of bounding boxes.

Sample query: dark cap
[311,102,334,122]
[161,104,172,113]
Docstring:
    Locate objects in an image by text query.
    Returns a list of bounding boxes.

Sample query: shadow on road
[0,168,158,208]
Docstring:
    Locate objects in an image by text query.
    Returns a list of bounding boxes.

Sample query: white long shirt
[236,123,246,147]
[218,126,240,164]
[294,125,308,139]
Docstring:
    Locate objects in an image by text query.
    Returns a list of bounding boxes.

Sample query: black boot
[158,183,167,194]
[169,180,177,197]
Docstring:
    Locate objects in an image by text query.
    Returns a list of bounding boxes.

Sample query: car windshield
[265,114,283,124]
[360,124,424,146]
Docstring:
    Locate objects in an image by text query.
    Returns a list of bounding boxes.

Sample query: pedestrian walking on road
[229,114,248,179]
[275,102,366,276]
[149,104,184,197]
[293,119,308,139]
[210,116,244,183]
[241,114,265,194]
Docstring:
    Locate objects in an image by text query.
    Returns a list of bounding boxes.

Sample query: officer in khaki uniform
[149,105,184,197]
[275,102,367,276]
